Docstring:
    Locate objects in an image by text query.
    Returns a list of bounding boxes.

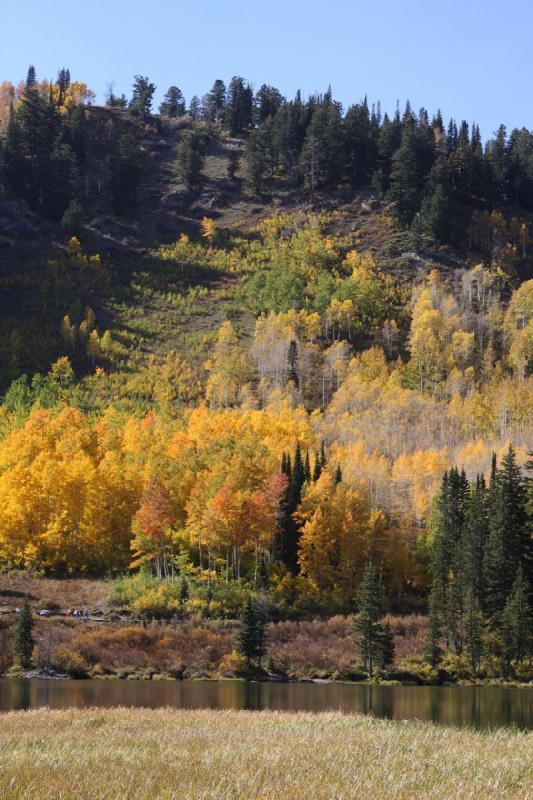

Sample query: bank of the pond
[1,707,532,800]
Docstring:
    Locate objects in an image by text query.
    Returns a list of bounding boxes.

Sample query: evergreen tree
[235,595,267,668]
[188,96,201,120]
[484,446,527,619]
[502,566,531,667]
[178,131,205,188]
[376,620,395,671]
[463,475,488,604]
[304,450,311,483]
[159,86,186,118]
[14,596,34,668]
[227,149,240,181]
[25,65,37,89]
[207,79,226,122]
[255,84,283,124]
[246,127,270,194]
[464,591,484,676]
[279,443,306,573]
[286,339,298,386]
[353,561,385,678]
[225,76,253,135]
[419,183,451,243]
[312,451,322,482]
[424,587,443,666]
[57,67,71,108]
[130,75,156,116]
[107,133,143,214]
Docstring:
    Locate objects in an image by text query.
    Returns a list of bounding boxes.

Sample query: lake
[0,679,531,729]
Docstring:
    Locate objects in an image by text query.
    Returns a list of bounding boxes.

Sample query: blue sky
[1,0,531,139]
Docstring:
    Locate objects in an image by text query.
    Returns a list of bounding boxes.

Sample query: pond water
[1,679,531,729]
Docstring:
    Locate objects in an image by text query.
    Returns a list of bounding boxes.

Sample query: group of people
[14,605,90,619]
[71,608,89,620]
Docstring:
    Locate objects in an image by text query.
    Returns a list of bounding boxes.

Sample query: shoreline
[2,670,532,688]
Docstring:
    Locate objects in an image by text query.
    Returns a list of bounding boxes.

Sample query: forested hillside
[0,67,531,679]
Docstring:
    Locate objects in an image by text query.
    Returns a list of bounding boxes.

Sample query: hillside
[0,75,532,683]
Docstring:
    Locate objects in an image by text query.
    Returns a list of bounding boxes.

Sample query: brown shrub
[54,621,235,674]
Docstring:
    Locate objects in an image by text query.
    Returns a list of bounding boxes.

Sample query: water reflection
[0,679,531,729]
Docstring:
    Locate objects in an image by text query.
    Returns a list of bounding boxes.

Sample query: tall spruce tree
[484,446,527,619]
[159,86,186,118]
[464,591,484,676]
[425,587,443,667]
[14,596,34,668]
[235,595,267,669]
[353,561,389,678]
[129,75,156,116]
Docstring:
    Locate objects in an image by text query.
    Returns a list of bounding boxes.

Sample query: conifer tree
[246,127,270,194]
[376,620,395,671]
[207,79,226,122]
[130,75,156,116]
[14,596,34,668]
[388,125,425,225]
[484,446,527,618]
[502,566,531,666]
[312,451,322,482]
[424,587,443,667]
[464,591,484,676]
[286,339,299,386]
[178,131,205,188]
[354,561,384,678]
[235,595,267,668]
[159,86,186,118]
[464,475,488,604]
[188,96,201,120]
[227,149,240,181]
[304,450,311,483]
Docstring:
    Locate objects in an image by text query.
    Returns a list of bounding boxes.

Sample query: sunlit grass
[0,708,531,799]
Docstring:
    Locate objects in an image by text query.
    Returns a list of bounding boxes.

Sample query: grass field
[0,709,531,800]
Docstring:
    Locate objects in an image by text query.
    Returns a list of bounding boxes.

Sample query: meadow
[0,708,531,800]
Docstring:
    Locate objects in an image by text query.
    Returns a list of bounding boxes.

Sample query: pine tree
[188,96,201,120]
[235,595,266,669]
[25,65,37,89]
[312,451,322,482]
[484,446,527,619]
[225,76,253,135]
[376,620,395,671]
[286,340,299,387]
[130,75,156,116]
[246,128,270,194]
[504,566,531,665]
[14,596,34,668]
[464,591,484,676]
[463,475,488,604]
[227,149,240,181]
[424,587,443,667]
[207,79,226,122]
[353,561,383,678]
[106,134,143,214]
[159,86,186,118]
[178,131,205,189]
[304,450,311,483]
[388,125,425,225]
[335,464,343,485]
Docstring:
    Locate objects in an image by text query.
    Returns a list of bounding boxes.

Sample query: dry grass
[0,708,531,800]
[0,573,110,614]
